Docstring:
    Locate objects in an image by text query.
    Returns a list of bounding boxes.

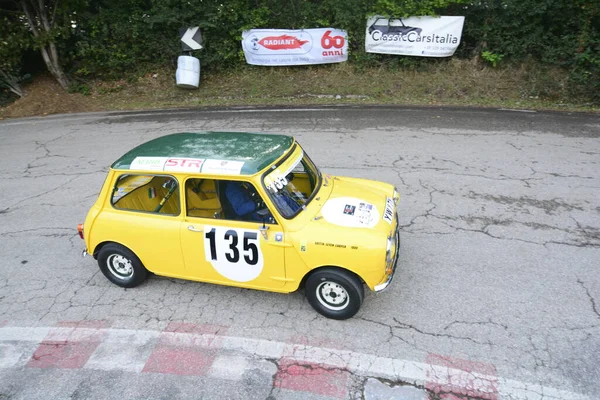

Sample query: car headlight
[393,187,400,205]
[385,235,393,267]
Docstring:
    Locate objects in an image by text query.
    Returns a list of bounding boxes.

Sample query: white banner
[241,28,348,66]
[365,16,465,57]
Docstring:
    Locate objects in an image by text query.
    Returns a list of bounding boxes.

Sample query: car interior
[110,172,313,222]
[187,178,272,222]
[112,175,180,215]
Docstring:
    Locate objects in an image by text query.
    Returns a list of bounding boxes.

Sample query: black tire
[305,268,364,320]
[97,243,148,288]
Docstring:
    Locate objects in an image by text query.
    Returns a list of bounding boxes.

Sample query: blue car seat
[223,181,260,221]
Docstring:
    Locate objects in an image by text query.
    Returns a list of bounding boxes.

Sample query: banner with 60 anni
[241,28,348,66]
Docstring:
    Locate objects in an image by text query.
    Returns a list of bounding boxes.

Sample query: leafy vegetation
[453,0,599,101]
[1,0,599,104]
[481,51,503,68]
[0,5,30,96]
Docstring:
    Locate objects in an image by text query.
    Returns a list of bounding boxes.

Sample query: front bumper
[374,223,400,292]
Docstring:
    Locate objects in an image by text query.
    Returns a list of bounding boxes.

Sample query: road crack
[577,279,600,319]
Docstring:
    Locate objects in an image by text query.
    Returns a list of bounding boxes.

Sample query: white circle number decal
[203,225,264,282]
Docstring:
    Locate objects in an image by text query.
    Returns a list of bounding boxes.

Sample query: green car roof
[111,132,295,175]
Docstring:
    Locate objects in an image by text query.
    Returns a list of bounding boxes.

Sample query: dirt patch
[1,61,598,119]
[0,74,102,119]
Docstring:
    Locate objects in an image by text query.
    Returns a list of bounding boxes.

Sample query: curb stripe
[0,326,589,400]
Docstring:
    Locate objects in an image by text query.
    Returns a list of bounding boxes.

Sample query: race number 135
[203,226,264,282]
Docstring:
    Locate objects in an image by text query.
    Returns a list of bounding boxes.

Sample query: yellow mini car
[78,132,399,319]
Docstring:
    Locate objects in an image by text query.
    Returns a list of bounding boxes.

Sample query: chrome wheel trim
[316,281,349,311]
[106,254,134,279]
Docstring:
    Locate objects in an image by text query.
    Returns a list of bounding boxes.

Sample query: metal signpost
[179,27,203,52]
[176,27,203,89]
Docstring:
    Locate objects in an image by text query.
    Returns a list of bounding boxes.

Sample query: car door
[179,177,287,290]
[98,173,186,277]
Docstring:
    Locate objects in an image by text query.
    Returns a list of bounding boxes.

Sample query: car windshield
[263,147,321,218]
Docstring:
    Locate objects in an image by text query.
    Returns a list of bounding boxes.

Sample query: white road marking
[0,343,26,368]
[209,355,249,380]
[0,108,338,126]
[0,326,50,341]
[86,342,152,373]
[0,326,589,400]
[159,331,225,348]
[498,108,537,113]
[85,329,160,372]
[222,335,286,359]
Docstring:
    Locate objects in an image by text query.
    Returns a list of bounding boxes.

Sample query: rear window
[111,174,180,215]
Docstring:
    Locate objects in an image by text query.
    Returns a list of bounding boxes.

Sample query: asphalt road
[0,105,599,399]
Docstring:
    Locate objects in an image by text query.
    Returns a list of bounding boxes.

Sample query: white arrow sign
[181,27,203,51]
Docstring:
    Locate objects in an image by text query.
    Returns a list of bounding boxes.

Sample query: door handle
[188,225,203,233]
[259,225,269,240]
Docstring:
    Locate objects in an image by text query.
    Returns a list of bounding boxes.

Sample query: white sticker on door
[203,226,264,282]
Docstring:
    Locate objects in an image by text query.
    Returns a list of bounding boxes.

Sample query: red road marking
[275,358,350,399]
[27,320,108,369]
[27,341,100,369]
[0,321,7,328]
[142,346,216,376]
[142,323,225,376]
[425,354,499,400]
[439,394,463,400]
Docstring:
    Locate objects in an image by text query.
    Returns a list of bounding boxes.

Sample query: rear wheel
[305,268,364,320]
[97,243,147,288]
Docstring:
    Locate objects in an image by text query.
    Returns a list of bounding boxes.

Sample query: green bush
[3,0,598,103]
[451,0,599,102]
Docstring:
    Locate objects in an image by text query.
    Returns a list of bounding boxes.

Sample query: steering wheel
[255,199,265,211]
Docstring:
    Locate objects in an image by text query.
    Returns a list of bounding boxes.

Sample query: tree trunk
[21,0,70,90]
[39,43,70,89]
[0,70,25,97]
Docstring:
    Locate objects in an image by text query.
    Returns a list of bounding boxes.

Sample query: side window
[185,178,222,219]
[112,174,180,215]
[290,160,313,197]
[185,178,276,224]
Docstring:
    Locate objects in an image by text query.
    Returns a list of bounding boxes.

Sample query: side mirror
[256,208,271,227]
[256,208,271,217]
[256,208,271,239]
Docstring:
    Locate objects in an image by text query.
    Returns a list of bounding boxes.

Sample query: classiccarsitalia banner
[365,16,465,57]
[241,28,348,66]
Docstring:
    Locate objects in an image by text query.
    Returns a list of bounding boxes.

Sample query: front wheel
[305,268,364,320]
[97,243,148,288]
